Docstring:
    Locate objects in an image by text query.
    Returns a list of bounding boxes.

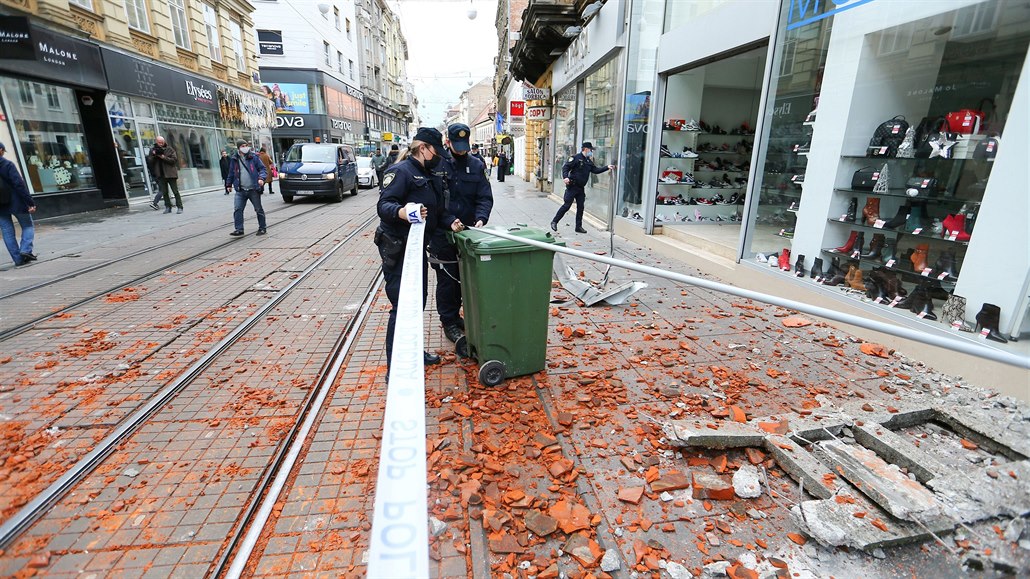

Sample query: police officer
[431,123,493,347]
[470,143,485,164]
[550,142,615,233]
[375,127,452,368]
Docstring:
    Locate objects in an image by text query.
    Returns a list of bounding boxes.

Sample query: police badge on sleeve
[382,172,396,188]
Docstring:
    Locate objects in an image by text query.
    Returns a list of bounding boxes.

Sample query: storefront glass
[745,0,1029,331]
[156,103,227,191]
[663,0,730,34]
[1,77,96,193]
[581,59,619,224]
[551,86,577,187]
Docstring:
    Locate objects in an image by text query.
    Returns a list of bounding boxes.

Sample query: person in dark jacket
[147,136,182,213]
[219,151,231,195]
[384,144,400,172]
[496,152,508,182]
[431,124,493,347]
[0,142,37,267]
[551,142,615,233]
[375,127,455,369]
[225,139,268,236]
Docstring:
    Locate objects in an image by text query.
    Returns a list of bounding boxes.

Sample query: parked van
[278,143,358,203]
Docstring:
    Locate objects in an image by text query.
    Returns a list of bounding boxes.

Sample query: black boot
[862,234,886,259]
[933,250,958,278]
[795,254,806,277]
[845,197,858,223]
[823,257,841,280]
[851,232,865,257]
[881,238,897,264]
[883,204,909,230]
[906,203,926,233]
[914,294,938,321]
[974,304,1008,343]
[811,257,824,279]
[895,281,924,310]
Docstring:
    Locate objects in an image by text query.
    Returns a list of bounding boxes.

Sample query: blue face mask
[585,150,593,157]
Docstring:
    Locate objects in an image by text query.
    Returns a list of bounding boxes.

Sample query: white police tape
[368,220,430,578]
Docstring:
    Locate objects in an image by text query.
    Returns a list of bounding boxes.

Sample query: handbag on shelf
[905,177,939,196]
[851,167,881,191]
[973,134,1000,160]
[867,115,909,158]
[914,116,958,159]
[945,109,983,135]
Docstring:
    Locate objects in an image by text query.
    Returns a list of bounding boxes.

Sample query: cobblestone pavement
[0,182,1027,578]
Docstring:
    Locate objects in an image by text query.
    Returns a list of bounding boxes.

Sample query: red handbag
[946,109,984,135]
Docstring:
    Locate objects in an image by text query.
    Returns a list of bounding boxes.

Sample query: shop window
[334,7,341,30]
[951,3,999,39]
[229,19,246,71]
[124,0,150,33]
[69,0,93,10]
[203,3,222,62]
[324,41,332,66]
[581,58,620,225]
[169,0,192,50]
[346,18,352,41]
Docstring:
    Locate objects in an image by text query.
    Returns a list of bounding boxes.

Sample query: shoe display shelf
[759,124,812,242]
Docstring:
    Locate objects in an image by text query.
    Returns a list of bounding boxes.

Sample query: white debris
[737,552,758,569]
[122,468,140,478]
[429,517,447,537]
[666,561,692,579]
[1004,518,1025,542]
[660,491,674,502]
[600,549,621,572]
[518,560,531,570]
[701,560,730,577]
[732,464,762,498]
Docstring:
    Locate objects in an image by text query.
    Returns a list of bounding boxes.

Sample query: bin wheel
[455,335,470,358]
[478,360,505,386]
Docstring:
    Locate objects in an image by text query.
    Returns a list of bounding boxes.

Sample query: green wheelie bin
[451,225,564,386]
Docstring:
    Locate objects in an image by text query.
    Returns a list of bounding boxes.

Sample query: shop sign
[184,79,215,106]
[346,84,363,100]
[552,0,625,91]
[787,0,877,31]
[331,118,353,131]
[0,16,34,60]
[257,30,284,55]
[383,132,394,141]
[510,126,526,136]
[265,83,311,114]
[523,86,550,100]
[102,48,220,111]
[509,101,525,117]
[368,130,382,140]
[276,116,306,128]
[526,107,550,121]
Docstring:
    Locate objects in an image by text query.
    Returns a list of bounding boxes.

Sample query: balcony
[508,0,582,82]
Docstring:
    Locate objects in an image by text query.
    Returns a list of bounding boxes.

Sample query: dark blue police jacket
[442,153,493,226]
[562,152,609,188]
[377,157,450,241]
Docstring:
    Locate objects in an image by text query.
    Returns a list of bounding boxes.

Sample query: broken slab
[934,405,1030,459]
[851,422,950,483]
[927,459,1030,523]
[763,435,838,500]
[664,419,765,449]
[815,440,942,521]
[791,494,953,551]
[691,471,735,500]
[841,399,935,430]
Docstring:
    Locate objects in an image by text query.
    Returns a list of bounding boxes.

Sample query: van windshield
[285,145,337,164]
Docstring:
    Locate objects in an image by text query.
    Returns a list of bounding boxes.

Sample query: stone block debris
[732,464,762,498]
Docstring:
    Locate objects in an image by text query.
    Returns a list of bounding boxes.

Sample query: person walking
[226,139,268,237]
[371,148,387,186]
[219,151,231,195]
[384,144,400,172]
[374,127,449,369]
[551,142,615,234]
[0,142,37,267]
[431,124,493,348]
[147,136,183,213]
[470,143,485,165]
[496,152,508,182]
[258,147,275,194]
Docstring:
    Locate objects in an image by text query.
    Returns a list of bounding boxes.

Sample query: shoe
[883,205,909,230]
[862,233,886,259]
[910,243,929,272]
[149,202,160,210]
[794,254,806,277]
[14,259,33,267]
[846,264,865,290]
[845,197,858,223]
[443,323,464,343]
[778,248,791,271]
[256,229,267,236]
[423,351,442,365]
[575,227,588,234]
[550,222,558,232]
[834,231,859,254]
[20,252,37,262]
[811,257,824,279]
[974,303,1008,343]
[163,207,172,214]
[230,230,244,237]
[176,207,183,214]
[863,198,880,226]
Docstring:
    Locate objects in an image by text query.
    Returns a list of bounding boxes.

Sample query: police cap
[581,141,595,150]
[447,123,472,153]
[414,127,444,153]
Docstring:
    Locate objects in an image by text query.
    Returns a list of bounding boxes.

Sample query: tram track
[0,211,383,559]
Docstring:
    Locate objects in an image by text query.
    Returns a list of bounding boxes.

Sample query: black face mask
[424,149,441,170]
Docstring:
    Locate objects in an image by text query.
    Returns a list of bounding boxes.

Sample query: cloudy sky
[394,0,500,127]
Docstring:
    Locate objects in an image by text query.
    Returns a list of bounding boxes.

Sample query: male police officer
[431,123,493,347]
[550,142,615,233]
[470,143,485,164]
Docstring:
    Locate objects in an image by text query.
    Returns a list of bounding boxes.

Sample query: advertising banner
[264,82,310,114]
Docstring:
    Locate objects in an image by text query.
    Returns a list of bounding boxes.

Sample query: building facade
[0,0,272,217]
[355,0,413,149]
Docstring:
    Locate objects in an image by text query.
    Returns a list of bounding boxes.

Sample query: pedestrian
[470,143,485,165]
[496,152,508,182]
[225,139,268,237]
[551,142,615,234]
[384,144,399,171]
[0,142,37,267]
[147,136,182,213]
[374,127,448,369]
[219,151,231,195]
[258,147,275,194]
[371,148,387,186]
[431,124,493,348]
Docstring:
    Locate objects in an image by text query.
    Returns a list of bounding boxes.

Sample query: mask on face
[424,148,441,170]
[584,150,593,157]
[239,146,251,155]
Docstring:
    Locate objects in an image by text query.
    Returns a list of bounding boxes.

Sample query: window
[334,7,341,30]
[203,3,222,62]
[17,81,34,106]
[229,19,245,70]
[45,86,61,109]
[124,0,150,33]
[346,18,352,40]
[169,0,192,50]
[778,28,798,77]
[349,59,355,80]
[337,50,344,73]
[324,41,332,66]
[69,0,93,10]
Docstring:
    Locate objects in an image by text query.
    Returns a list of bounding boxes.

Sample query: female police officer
[375,127,461,368]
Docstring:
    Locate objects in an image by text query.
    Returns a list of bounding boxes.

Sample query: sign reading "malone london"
[0,19,106,89]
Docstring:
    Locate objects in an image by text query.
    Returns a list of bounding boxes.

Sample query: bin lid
[454,225,564,255]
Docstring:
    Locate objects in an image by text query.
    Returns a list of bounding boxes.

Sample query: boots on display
[778,248,791,271]
[865,268,887,300]
[933,250,958,278]
[910,244,929,272]
[846,264,865,290]
[862,233,886,259]
[811,257,824,279]
[883,204,909,230]
[795,254,806,277]
[845,197,858,223]
[912,289,938,321]
[834,231,859,254]
[964,206,977,236]
[974,303,1008,343]
[942,213,971,242]
[863,197,881,226]
[906,203,926,233]
[853,232,866,256]
[942,294,972,331]
[881,237,897,264]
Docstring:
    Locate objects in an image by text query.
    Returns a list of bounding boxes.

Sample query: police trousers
[429,231,462,325]
[553,185,586,227]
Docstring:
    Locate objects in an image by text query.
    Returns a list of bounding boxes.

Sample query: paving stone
[851,422,950,483]
[762,435,838,500]
[691,472,735,501]
[791,494,953,551]
[934,405,1030,459]
[815,440,943,521]
[926,459,1030,523]
[663,419,765,448]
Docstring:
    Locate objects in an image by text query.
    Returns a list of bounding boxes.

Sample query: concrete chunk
[791,495,953,551]
[663,419,765,449]
[852,422,950,483]
[841,400,934,430]
[816,440,942,521]
[934,405,1030,459]
[927,459,1030,523]
[763,435,838,500]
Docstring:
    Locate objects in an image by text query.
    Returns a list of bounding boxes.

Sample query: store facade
[103,48,273,199]
[258,68,365,160]
[0,17,124,217]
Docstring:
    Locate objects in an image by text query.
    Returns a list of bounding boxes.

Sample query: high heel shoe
[974,303,1008,343]
[834,231,859,254]
[810,257,824,279]
[883,204,909,230]
[795,254,806,277]
[845,197,858,223]
[863,197,880,226]
[910,243,929,272]
[862,233,886,259]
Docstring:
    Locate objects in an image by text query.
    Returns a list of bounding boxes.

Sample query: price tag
[779,229,786,236]
[874,297,884,304]
[789,202,797,210]
[917,311,928,319]
[912,228,923,235]
[839,215,848,221]
[951,320,963,330]
[851,251,861,259]
[937,271,949,280]
[873,220,885,229]
[979,328,990,339]
[947,232,958,241]
[885,259,896,268]
[921,268,932,276]
[889,296,903,307]
[814,276,823,283]
[879,146,888,155]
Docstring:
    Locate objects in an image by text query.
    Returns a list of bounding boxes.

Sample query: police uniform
[375,127,449,367]
[431,124,493,340]
[551,142,611,232]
